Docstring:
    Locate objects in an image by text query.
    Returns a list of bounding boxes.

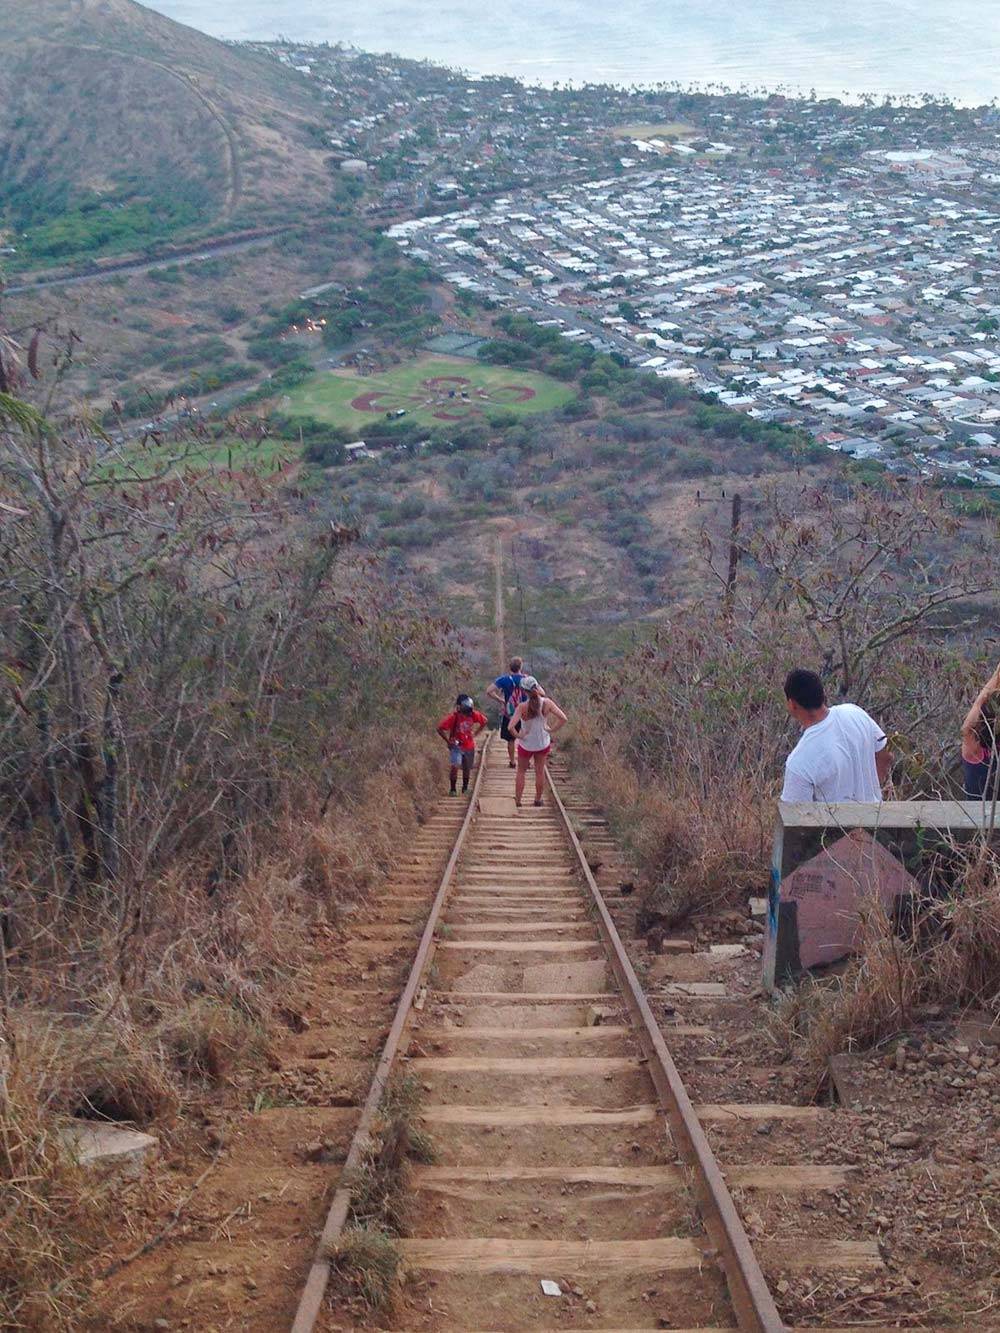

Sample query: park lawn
[280,355,577,430]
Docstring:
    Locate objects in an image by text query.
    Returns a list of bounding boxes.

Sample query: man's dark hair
[784,668,826,711]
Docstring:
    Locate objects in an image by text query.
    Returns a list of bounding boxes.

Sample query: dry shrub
[17,1014,178,1126]
[300,748,439,912]
[159,998,268,1084]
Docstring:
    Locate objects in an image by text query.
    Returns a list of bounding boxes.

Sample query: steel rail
[290,734,493,1333]
[546,769,787,1333]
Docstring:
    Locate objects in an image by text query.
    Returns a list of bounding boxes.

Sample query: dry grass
[159,998,268,1084]
[347,1076,435,1236]
[0,739,441,1328]
[324,1225,400,1312]
[0,1062,105,1330]
[564,726,766,929]
[772,844,1000,1071]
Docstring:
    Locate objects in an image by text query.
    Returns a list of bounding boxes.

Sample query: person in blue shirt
[486,656,528,769]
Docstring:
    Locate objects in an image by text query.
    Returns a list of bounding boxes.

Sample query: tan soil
[82,804,469,1332]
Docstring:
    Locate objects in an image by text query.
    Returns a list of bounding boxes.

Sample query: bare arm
[961,676,999,762]
[485,683,505,705]
[544,700,568,734]
[875,745,893,787]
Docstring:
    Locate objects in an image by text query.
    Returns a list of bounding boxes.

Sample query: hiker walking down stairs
[437,694,487,796]
[509,676,567,808]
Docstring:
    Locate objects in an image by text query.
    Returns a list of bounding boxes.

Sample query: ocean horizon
[145,0,1000,106]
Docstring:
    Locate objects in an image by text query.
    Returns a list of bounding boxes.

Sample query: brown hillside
[0,0,331,229]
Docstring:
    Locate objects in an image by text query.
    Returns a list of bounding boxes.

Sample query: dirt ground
[81,802,469,1332]
[78,756,999,1332]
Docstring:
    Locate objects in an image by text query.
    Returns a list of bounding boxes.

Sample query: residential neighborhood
[384,150,1000,487]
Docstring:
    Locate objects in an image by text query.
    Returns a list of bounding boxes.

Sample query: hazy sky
[145,0,1000,104]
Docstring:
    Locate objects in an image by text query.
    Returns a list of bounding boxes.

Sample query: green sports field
[281,356,576,430]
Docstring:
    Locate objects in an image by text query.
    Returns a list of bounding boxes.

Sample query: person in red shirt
[436,694,488,795]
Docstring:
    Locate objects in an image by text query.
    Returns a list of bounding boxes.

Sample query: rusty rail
[546,770,787,1333]
[290,734,492,1333]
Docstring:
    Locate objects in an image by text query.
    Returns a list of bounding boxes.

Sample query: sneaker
[508,761,516,769]
[448,789,457,797]
[533,798,543,807]
[461,786,469,794]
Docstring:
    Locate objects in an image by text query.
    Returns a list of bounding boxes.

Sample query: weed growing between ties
[0,323,455,1325]
[325,1226,400,1312]
[327,1077,434,1313]
[347,1076,436,1234]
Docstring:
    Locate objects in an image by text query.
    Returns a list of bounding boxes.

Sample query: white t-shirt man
[781,703,887,803]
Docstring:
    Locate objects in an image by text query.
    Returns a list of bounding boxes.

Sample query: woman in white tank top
[509,676,568,808]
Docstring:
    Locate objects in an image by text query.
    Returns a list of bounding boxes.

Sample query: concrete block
[708,943,748,959]
[478,797,518,817]
[62,1121,159,1178]
[667,982,729,998]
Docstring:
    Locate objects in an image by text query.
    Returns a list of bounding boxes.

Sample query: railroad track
[292,739,886,1333]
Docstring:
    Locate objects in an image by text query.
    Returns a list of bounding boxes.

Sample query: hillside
[0,0,332,262]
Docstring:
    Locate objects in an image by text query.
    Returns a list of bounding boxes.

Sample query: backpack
[506,676,526,718]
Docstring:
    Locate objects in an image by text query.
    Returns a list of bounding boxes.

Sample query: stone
[61,1122,158,1178]
[828,1053,870,1110]
[749,897,768,920]
[667,982,729,997]
[586,1005,617,1027]
[708,943,747,959]
[302,1139,337,1163]
[889,1131,923,1149]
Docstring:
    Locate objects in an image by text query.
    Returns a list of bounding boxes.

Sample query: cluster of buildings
[251,42,1000,488]
[389,160,1000,487]
[253,42,632,214]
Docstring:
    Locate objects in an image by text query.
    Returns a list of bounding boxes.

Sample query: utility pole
[724,492,742,613]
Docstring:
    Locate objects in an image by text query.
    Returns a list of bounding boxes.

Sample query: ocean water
[145,0,999,105]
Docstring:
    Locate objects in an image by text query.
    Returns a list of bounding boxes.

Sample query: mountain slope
[0,0,331,256]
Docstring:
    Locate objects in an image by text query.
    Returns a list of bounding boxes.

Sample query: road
[5,229,287,296]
